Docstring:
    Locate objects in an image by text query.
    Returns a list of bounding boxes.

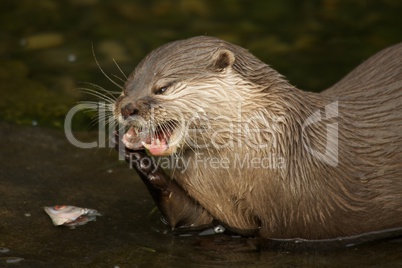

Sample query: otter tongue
[142,138,169,156]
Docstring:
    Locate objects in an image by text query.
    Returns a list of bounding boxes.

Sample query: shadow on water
[0,122,402,266]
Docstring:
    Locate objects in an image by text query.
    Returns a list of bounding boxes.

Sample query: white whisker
[92,43,123,90]
[113,58,128,79]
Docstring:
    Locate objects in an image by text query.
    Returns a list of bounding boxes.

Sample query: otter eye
[154,86,168,95]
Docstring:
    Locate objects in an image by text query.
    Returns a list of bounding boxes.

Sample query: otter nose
[121,103,139,119]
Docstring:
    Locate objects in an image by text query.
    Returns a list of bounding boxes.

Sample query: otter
[112,36,402,245]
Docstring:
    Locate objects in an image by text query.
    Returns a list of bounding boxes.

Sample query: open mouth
[122,121,178,156]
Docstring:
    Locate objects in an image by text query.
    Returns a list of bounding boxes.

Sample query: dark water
[1,0,402,266]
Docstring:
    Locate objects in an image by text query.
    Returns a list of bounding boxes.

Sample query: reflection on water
[1,0,402,266]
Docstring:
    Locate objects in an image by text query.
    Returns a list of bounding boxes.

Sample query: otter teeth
[142,138,165,148]
[126,130,133,138]
[141,137,170,154]
[141,141,151,150]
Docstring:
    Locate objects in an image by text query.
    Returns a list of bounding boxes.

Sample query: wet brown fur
[115,36,402,240]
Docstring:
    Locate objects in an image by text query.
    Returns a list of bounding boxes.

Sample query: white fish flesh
[44,205,102,228]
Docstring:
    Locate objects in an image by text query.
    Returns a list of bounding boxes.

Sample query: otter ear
[211,49,235,72]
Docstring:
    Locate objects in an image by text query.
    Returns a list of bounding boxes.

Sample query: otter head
[114,36,270,156]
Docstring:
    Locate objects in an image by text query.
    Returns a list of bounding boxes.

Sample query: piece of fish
[44,205,102,228]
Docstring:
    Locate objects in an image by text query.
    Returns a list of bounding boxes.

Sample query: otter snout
[121,103,139,120]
